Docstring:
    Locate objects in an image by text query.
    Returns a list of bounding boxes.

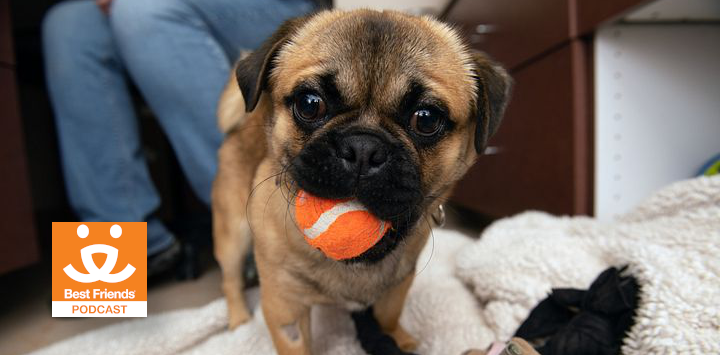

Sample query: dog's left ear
[235,16,311,112]
[471,52,512,153]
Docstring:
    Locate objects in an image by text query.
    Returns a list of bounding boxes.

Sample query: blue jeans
[43,0,315,255]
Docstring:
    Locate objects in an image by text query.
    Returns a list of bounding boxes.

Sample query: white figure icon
[64,224,136,283]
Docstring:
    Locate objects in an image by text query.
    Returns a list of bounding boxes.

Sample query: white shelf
[625,0,720,22]
[594,24,720,220]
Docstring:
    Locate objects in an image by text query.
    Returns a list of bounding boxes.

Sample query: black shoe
[175,240,201,280]
[147,240,182,279]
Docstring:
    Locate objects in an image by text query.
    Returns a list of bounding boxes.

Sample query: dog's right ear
[470,52,512,154]
[236,16,310,112]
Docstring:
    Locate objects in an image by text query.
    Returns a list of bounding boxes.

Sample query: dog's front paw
[228,307,252,329]
[390,326,418,352]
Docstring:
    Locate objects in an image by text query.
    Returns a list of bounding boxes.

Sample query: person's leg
[107,0,316,206]
[43,0,174,256]
[184,0,318,61]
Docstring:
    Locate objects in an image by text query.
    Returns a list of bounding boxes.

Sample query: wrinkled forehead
[271,10,477,120]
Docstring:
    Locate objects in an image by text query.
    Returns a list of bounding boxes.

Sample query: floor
[0,263,225,355]
[0,205,487,355]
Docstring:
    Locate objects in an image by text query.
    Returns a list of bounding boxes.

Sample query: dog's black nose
[337,134,388,176]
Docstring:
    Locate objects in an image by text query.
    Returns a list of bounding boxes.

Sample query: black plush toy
[515,267,640,355]
[351,307,417,355]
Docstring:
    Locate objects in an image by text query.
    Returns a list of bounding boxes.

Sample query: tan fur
[212,9,510,354]
[217,73,246,134]
[212,93,269,327]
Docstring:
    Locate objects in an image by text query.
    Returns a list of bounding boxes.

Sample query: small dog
[212,9,511,354]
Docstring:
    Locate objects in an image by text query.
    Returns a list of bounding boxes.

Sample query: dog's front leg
[261,285,312,355]
[373,272,418,352]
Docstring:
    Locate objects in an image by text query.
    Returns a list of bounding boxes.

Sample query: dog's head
[236,10,511,261]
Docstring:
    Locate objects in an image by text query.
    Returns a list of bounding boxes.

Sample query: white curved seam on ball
[304,200,367,239]
[372,221,387,244]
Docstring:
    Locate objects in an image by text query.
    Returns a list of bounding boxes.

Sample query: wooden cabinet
[0,0,13,65]
[446,0,570,69]
[0,0,39,274]
[452,40,593,216]
[446,0,649,217]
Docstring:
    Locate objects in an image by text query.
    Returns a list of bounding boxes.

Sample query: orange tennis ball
[294,190,392,260]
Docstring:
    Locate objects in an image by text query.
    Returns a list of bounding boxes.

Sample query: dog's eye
[293,93,326,122]
[410,109,443,136]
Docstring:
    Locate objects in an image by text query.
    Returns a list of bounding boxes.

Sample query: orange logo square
[52,222,147,317]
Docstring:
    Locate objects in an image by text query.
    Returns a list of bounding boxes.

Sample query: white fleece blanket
[456,175,720,354]
[31,176,719,355]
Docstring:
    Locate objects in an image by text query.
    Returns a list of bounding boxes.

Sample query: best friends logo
[52,222,147,317]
